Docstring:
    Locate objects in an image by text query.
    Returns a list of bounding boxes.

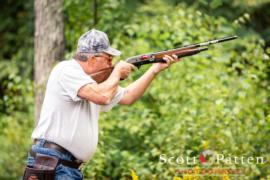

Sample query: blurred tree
[93,0,99,25]
[34,0,65,124]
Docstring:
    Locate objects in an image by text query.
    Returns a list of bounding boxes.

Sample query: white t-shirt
[32,59,125,162]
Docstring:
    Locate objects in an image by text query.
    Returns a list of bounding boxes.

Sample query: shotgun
[90,35,237,83]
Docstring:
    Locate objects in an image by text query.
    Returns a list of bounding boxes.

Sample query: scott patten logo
[159,150,266,166]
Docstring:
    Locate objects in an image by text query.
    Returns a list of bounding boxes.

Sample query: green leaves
[0,0,269,179]
[78,1,270,179]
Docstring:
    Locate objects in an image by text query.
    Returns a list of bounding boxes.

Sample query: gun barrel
[215,35,238,43]
[198,35,238,46]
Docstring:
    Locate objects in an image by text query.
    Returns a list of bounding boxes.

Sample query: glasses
[94,54,113,62]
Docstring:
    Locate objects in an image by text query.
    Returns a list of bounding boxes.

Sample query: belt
[33,139,71,155]
[32,139,83,169]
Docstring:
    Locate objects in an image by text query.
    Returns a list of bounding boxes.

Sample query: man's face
[94,53,113,68]
[87,52,113,73]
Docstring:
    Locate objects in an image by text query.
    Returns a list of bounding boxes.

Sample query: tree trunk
[93,0,98,25]
[34,0,64,125]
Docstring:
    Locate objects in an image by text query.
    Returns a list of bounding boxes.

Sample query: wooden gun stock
[91,67,114,83]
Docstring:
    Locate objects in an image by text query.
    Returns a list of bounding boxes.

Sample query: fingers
[172,54,181,63]
[163,55,173,65]
[124,62,137,71]
[172,54,178,59]
[115,61,136,79]
[163,54,180,65]
[120,68,133,80]
[118,61,137,71]
[129,63,138,71]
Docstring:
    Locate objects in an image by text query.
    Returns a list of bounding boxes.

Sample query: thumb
[129,64,138,71]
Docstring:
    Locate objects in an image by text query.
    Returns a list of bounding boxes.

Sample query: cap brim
[103,47,121,56]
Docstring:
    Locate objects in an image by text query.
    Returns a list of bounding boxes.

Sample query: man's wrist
[149,66,161,77]
[110,69,121,80]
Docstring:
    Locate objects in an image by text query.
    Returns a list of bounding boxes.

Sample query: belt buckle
[75,160,84,169]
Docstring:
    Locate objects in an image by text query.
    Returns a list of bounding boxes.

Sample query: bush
[0,0,269,179]
[78,2,270,179]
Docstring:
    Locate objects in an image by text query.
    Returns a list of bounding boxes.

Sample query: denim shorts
[27,139,83,180]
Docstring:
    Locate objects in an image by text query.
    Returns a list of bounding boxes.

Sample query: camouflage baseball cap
[77,29,121,56]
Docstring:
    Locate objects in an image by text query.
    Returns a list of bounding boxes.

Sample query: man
[24,29,179,179]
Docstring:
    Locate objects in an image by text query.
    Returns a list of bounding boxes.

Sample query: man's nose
[108,59,112,66]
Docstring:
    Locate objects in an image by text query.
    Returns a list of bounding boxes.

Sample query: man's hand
[151,54,180,74]
[114,61,137,80]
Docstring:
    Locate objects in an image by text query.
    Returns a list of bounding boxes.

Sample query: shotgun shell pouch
[23,153,58,180]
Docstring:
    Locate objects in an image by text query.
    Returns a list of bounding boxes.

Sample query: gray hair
[73,52,93,62]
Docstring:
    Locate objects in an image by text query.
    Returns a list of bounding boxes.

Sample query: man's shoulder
[53,59,81,73]
[56,59,78,68]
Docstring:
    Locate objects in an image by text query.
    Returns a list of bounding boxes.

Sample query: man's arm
[120,55,180,105]
[78,71,120,105]
[78,61,135,105]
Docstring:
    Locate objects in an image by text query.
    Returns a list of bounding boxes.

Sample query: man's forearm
[90,70,120,103]
[79,62,134,105]
[123,66,159,104]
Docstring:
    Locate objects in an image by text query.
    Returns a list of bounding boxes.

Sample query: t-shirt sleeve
[58,66,96,101]
[100,86,125,112]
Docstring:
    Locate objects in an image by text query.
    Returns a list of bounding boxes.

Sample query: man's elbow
[120,97,136,105]
[78,85,113,105]
[96,95,112,105]
[85,95,112,105]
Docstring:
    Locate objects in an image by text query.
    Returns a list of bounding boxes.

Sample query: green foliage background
[0,0,269,179]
